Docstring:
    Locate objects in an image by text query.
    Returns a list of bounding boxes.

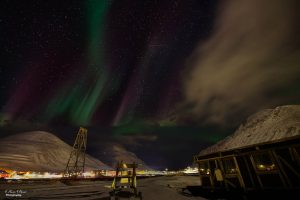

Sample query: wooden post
[249,154,263,189]
[270,150,289,187]
[233,156,245,189]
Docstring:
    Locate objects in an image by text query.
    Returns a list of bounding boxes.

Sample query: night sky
[0,0,300,169]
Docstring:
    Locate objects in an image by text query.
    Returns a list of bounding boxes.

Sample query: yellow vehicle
[109,161,142,200]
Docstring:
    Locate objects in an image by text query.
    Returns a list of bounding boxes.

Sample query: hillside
[200,105,300,155]
[0,131,111,172]
[98,142,151,170]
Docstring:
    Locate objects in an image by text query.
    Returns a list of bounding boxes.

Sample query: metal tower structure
[63,127,88,178]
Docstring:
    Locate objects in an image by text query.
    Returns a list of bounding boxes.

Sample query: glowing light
[83,171,96,178]
[6,171,63,179]
[257,163,276,171]
[183,166,198,174]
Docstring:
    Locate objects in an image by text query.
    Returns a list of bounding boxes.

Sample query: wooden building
[194,135,300,191]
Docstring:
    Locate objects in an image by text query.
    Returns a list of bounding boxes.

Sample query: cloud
[183,0,300,126]
[0,113,49,137]
[116,134,158,147]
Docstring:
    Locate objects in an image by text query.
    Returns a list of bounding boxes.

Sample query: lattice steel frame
[63,127,88,178]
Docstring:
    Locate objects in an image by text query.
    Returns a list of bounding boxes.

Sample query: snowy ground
[0,176,206,200]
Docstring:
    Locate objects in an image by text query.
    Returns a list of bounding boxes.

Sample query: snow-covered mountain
[0,131,111,172]
[97,142,152,170]
[200,105,300,155]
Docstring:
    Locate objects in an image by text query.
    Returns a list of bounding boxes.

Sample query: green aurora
[45,1,111,126]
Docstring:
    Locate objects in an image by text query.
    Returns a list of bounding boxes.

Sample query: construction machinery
[63,127,88,178]
[110,161,142,200]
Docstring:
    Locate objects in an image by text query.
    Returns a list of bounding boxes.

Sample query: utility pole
[63,127,88,178]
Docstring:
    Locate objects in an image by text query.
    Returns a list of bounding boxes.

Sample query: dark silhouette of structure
[63,127,88,178]
[194,135,300,192]
[110,161,142,200]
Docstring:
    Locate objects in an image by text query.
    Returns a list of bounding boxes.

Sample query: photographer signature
[5,189,27,197]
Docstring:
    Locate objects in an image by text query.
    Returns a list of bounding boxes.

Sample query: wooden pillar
[233,156,246,189]
[249,154,263,189]
[270,150,290,187]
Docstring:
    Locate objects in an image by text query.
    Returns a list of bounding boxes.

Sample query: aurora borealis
[0,1,216,127]
[45,0,110,125]
[1,0,300,169]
